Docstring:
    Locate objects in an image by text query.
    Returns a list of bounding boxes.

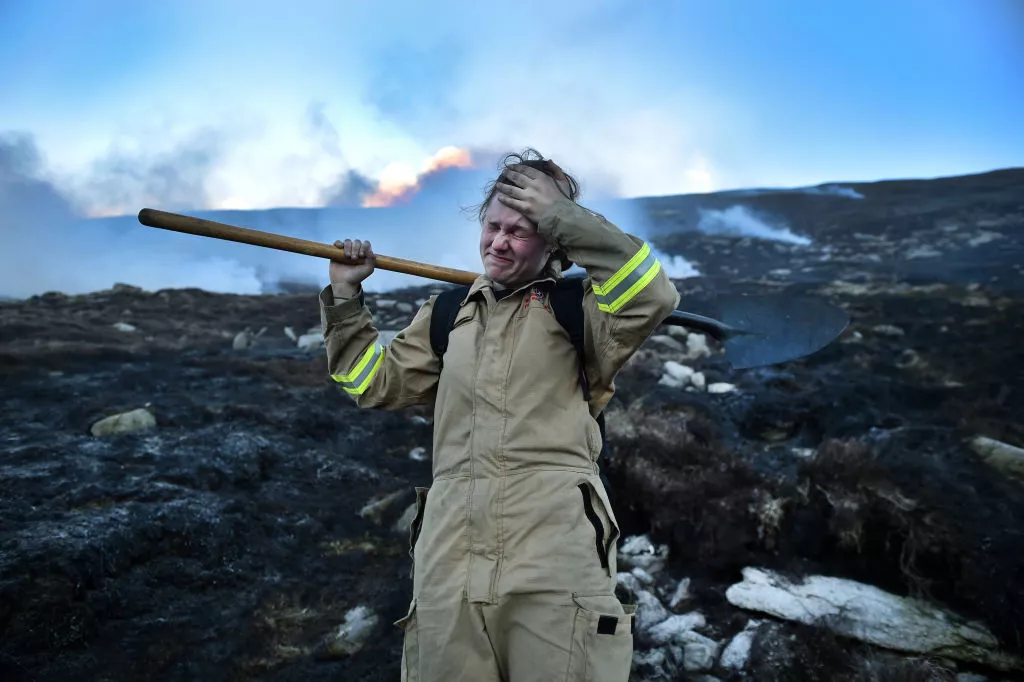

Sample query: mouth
[487,253,512,264]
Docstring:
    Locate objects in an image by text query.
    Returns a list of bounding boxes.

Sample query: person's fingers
[496,192,529,214]
[343,239,353,259]
[503,169,532,187]
[508,164,539,180]
[495,181,527,200]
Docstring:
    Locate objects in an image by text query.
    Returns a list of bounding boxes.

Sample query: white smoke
[695,205,812,246]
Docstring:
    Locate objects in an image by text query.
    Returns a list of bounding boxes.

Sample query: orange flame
[362,146,472,208]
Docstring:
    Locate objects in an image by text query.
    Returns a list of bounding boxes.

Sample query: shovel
[137,208,849,369]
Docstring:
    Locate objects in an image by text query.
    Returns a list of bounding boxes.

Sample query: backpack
[428,276,615,501]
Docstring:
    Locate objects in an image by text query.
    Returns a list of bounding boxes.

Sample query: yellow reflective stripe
[330,342,385,395]
[592,242,661,313]
[592,242,652,298]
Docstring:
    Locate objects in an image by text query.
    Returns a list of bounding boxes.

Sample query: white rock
[690,372,706,391]
[323,606,379,657]
[649,334,686,352]
[616,572,642,597]
[667,326,689,339]
[620,535,669,573]
[668,578,692,609]
[634,589,671,632]
[375,299,397,309]
[683,639,718,671]
[358,490,406,526]
[298,333,323,350]
[708,382,737,394]
[90,407,157,436]
[396,302,414,314]
[956,674,989,682]
[660,361,695,388]
[411,416,430,426]
[646,612,707,645]
[112,322,136,333]
[725,567,1022,670]
[969,436,1024,479]
[631,567,655,586]
[392,503,418,535]
[720,619,763,670]
[686,333,711,359]
[233,330,253,350]
[872,324,905,337]
[409,447,429,462]
[415,299,427,307]
[378,330,400,346]
[284,326,297,341]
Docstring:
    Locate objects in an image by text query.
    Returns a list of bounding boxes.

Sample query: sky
[0,0,1021,297]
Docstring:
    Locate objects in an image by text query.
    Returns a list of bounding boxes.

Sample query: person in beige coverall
[320,150,680,681]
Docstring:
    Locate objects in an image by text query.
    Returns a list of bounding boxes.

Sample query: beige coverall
[319,200,680,681]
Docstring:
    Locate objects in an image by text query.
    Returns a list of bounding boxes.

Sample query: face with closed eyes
[479,194,552,289]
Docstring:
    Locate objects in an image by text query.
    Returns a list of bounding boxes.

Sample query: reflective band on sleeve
[330,342,384,395]
[591,242,662,313]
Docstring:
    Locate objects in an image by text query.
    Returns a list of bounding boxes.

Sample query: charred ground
[1,167,1022,681]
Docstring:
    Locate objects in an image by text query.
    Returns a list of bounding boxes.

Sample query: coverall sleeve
[536,202,681,408]
[318,284,440,409]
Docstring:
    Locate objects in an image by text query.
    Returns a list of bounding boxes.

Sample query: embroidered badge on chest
[523,286,552,312]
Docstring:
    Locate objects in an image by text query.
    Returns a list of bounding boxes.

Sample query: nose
[492,231,510,250]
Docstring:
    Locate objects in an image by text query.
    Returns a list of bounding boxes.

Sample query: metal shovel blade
[664,294,850,369]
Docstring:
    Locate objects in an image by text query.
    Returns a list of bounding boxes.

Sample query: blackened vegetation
[2,168,1023,680]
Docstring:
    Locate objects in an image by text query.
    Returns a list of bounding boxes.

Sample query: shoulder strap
[429,286,470,368]
[549,277,590,400]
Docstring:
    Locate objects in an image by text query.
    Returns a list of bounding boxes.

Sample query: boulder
[90,407,156,436]
[317,606,379,658]
[725,567,1023,671]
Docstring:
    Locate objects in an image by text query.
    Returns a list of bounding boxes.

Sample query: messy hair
[468,148,581,272]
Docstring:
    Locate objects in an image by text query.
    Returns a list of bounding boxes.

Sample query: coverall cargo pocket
[393,600,419,682]
[577,480,621,576]
[565,594,635,682]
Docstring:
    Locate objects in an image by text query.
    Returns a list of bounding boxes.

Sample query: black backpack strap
[429,286,470,369]
[548,277,615,505]
[549,277,590,401]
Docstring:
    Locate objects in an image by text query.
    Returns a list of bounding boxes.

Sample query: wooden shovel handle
[137,208,481,286]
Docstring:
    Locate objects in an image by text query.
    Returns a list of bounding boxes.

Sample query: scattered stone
[649,334,686,353]
[660,361,695,388]
[297,333,323,350]
[358,490,406,526]
[284,326,297,341]
[409,447,429,462]
[969,436,1024,479]
[707,382,737,394]
[686,333,711,359]
[90,407,156,436]
[683,636,719,671]
[317,606,379,658]
[719,619,763,671]
[393,503,418,535]
[690,372,706,391]
[647,612,707,645]
[668,578,692,609]
[872,324,905,337]
[634,589,671,632]
[667,326,689,339]
[112,322,136,333]
[375,299,397,309]
[631,567,656,586]
[968,231,1002,247]
[411,416,430,426]
[725,567,1022,671]
[233,326,267,350]
[415,298,427,307]
[396,302,414,314]
[906,245,942,259]
[620,535,669,574]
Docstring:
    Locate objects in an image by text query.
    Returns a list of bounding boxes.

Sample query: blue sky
[1,0,1022,217]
